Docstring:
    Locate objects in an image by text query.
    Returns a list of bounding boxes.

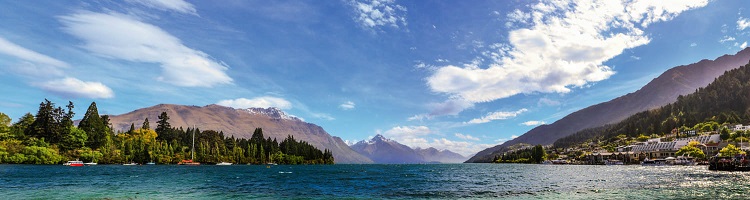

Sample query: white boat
[84,162,97,166]
[216,162,233,166]
[605,159,624,165]
[123,162,138,166]
[146,162,156,165]
[63,160,83,167]
[641,158,667,166]
[673,156,697,166]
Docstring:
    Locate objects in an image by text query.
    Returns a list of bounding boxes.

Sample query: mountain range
[350,134,466,163]
[106,104,373,164]
[467,47,750,163]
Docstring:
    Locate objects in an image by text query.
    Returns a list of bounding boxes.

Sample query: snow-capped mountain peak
[245,107,302,121]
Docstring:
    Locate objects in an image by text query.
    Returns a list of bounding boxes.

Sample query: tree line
[555,60,750,148]
[0,100,334,165]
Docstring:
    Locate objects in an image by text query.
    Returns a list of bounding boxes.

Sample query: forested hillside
[555,60,750,148]
[0,100,333,164]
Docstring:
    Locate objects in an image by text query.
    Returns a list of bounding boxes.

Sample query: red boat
[178,159,200,166]
[63,160,84,167]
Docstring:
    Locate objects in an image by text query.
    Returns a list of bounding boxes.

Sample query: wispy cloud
[382,126,495,156]
[0,36,113,99]
[742,42,748,49]
[537,97,561,107]
[339,101,356,110]
[407,98,474,121]
[738,17,750,31]
[465,108,528,125]
[0,37,68,68]
[427,1,708,104]
[690,42,698,47]
[520,120,546,126]
[126,0,198,15]
[454,133,480,141]
[348,0,407,30]
[720,36,736,43]
[35,77,114,99]
[217,97,292,109]
[59,11,232,87]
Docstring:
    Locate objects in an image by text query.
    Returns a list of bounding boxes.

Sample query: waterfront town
[533,123,750,165]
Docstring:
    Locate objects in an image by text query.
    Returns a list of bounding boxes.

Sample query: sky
[1,0,749,156]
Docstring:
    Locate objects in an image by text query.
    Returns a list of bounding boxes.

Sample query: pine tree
[142,118,150,130]
[79,102,105,149]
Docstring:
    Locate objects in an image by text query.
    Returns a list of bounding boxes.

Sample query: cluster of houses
[582,124,750,165]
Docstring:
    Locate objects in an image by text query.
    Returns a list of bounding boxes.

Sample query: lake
[0,164,746,199]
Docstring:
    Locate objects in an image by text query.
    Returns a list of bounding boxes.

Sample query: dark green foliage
[141,118,150,130]
[1,99,333,165]
[555,61,750,148]
[79,102,107,149]
[155,112,171,140]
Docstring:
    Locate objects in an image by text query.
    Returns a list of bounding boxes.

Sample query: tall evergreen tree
[142,118,150,130]
[30,99,65,143]
[155,112,171,141]
[79,102,105,149]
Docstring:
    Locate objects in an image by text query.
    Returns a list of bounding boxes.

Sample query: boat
[673,156,697,166]
[84,162,97,166]
[178,125,201,166]
[123,162,138,166]
[641,158,667,166]
[216,162,233,166]
[63,160,84,167]
[605,159,624,165]
[146,162,156,165]
[551,159,569,164]
[178,159,200,165]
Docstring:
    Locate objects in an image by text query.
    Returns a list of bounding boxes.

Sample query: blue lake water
[0,164,747,199]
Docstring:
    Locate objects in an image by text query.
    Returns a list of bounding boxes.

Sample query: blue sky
[1,0,749,156]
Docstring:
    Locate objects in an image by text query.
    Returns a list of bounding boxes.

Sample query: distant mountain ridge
[107,104,373,164]
[350,134,467,163]
[467,47,750,163]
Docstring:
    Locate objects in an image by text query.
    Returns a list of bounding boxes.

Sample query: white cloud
[407,98,474,121]
[0,37,69,68]
[427,1,707,104]
[0,36,115,99]
[59,11,232,87]
[720,36,736,43]
[738,17,750,31]
[382,126,497,156]
[217,97,292,110]
[310,113,336,121]
[511,135,519,139]
[505,9,531,28]
[537,97,561,106]
[465,108,528,124]
[349,0,407,29]
[454,133,480,141]
[690,42,697,47]
[127,0,197,15]
[35,77,114,99]
[521,120,546,126]
[742,42,748,49]
[339,101,356,110]
[383,125,433,146]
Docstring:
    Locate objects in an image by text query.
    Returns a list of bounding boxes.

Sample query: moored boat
[123,162,138,166]
[605,159,624,165]
[63,160,84,167]
[216,162,233,166]
[84,162,97,166]
[178,159,200,165]
[641,158,667,166]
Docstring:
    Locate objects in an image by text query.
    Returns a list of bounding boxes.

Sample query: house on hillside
[731,124,750,131]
